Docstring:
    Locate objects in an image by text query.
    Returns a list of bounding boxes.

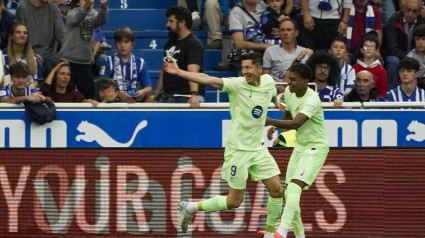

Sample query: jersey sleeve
[385,91,395,101]
[262,48,272,70]
[221,77,242,93]
[138,59,152,88]
[0,88,8,100]
[99,56,112,78]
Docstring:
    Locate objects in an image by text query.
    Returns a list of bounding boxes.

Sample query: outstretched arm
[163,58,224,90]
[266,112,309,130]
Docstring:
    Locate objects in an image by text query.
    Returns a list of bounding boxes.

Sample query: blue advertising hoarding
[0,108,424,148]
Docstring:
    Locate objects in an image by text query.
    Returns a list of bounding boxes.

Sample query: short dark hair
[399,57,420,71]
[10,62,31,77]
[97,78,117,92]
[361,36,380,49]
[414,24,425,38]
[288,63,312,81]
[279,18,298,31]
[241,52,263,66]
[166,6,192,29]
[114,27,135,42]
[330,36,348,49]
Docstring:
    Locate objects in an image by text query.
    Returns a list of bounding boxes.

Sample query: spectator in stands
[2,23,43,89]
[407,24,425,89]
[306,51,344,108]
[202,0,237,49]
[296,0,351,50]
[59,0,108,100]
[0,0,15,50]
[16,0,66,74]
[346,0,383,56]
[385,57,425,101]
[182,0,202,30]
[97,77,121,103]
[41,61,97,106]
[345,70,385,102]
[353,36,388,97]
[261,0,288,45]
[99,27,153,103]
[328,36,355,95]
[3,0,22,15]
[385,0,424,90]
[0,62,50,103]
[149,6,204,108]
[227,0,272,66]
[262,18,312,86]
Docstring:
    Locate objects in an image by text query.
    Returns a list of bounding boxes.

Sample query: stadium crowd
[1,0,425,105]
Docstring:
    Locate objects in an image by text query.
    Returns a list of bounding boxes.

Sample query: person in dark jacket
[384,0,424,90]
[345,70,385,102]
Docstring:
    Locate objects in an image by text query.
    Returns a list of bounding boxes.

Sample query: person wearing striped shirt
[306,51,344,108]
[385,57,425,102]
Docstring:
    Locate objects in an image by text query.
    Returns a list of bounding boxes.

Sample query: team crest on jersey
[252,105,263,119]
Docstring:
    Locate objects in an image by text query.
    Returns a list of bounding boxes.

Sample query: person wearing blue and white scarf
[99,27,152,103]
[345,0,382,53]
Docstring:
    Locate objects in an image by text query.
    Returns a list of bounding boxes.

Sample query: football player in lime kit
[265,63,329,238]
[163,52,284,238]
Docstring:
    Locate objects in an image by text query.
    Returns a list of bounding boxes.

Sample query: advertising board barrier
[1,105,425,148]
[0,149,424,237]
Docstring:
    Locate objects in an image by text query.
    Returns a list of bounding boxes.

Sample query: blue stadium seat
[103,9,167,31]
[106,0,177,9]
[125,49,223,71]
[102,31,208,49]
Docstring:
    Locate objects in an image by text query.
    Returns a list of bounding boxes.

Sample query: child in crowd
[99,27,152,103]
[97,77,121,103]
[59,0,108,99]
[328,36,355,95]
[353,36,388,97]
[261,0,288,45]
[407,24,425,89]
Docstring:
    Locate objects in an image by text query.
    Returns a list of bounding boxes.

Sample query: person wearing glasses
[305,51,344,109]
[353,36,388,97]
[385,0,424,90]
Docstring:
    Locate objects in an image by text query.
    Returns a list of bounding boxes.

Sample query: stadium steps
[101,5,238,102]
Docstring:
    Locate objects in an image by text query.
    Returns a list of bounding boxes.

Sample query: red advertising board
[0,149,424,237]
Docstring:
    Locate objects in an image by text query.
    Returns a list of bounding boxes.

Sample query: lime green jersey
[284,87,329,148]
[222,74,277,151]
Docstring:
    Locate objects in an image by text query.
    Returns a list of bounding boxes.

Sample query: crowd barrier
[1,103,425,148]
[0,148,423,237]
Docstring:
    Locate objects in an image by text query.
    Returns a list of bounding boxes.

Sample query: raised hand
[163,58,180,75]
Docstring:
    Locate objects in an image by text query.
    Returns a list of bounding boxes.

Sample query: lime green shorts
[221,146,281,190]
[286,144,329,190]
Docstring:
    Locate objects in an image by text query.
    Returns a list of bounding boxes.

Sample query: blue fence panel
[1,109,425,148]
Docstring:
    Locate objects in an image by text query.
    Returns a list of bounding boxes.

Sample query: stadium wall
[0,148,424,237]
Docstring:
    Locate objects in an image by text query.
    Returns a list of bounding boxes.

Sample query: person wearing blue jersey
[265,63,329,238]
[328,36,355,95]
[164,52,284,238]
[306,51,344,108]
[385,57,425,102]
[99,27,153,103]
[0,62,50,103]
[2,23,43,89]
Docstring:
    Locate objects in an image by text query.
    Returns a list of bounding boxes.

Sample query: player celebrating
[163,52,284,238]
[265,63,329,238]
